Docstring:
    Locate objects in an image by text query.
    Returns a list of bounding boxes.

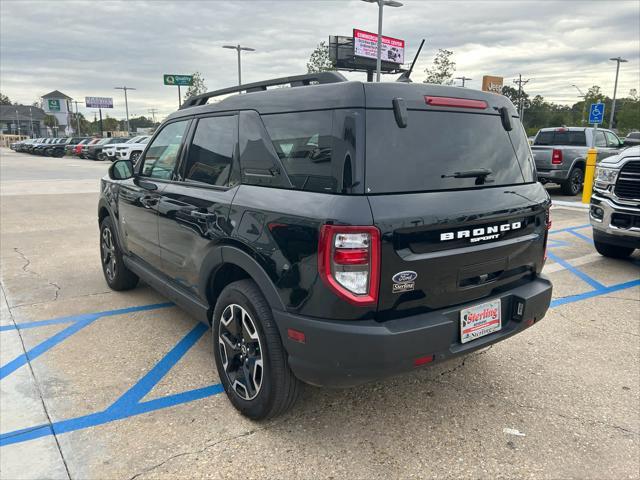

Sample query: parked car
[623,131,640,147]
[531,126,624,195]
[590,145,640,258]
[64,137,91,156]
[86,137,127,161]
[103,136,149,161]
[98,73,553,419]
[80,138,102,159]
[114,136,150,163]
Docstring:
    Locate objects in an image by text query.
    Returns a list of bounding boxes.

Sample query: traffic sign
[589,103,605,124]
[163,74,193,86]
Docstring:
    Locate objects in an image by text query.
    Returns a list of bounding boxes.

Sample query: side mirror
[108,160,134,180]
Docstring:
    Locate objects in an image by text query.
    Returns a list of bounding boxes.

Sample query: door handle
[190,210,216,220]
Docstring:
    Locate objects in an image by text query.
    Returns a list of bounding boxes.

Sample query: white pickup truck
[531,127,625,195]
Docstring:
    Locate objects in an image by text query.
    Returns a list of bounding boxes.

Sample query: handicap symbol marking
[589,103,605,124]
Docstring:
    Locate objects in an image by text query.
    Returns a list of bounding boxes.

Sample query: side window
[605,131,620,147]
[262,111,336,193]
[183,116,236,187]
[141,120,189,180]
[594,131,606,147]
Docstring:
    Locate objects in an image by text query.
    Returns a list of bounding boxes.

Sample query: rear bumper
[537,168,569,182]
[274,276,552,387]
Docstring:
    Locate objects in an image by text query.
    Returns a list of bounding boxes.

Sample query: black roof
[0,105,46,121]
[168,74,517,121]
[42,90,72,100]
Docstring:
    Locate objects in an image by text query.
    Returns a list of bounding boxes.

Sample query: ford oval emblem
[392,271,418,284]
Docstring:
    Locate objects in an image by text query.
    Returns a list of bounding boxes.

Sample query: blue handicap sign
[589,103,605,124]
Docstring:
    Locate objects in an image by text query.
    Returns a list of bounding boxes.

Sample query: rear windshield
[534,130,586,146]
[365,110,533,193]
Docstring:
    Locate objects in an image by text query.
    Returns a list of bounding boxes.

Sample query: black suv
[98,73,553,419]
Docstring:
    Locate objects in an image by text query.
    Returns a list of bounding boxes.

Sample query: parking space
[1,149,639,479]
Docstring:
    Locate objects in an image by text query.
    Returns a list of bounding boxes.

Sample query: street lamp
[115,86,136,135]
[571,84,587,126]
[608,56,628,129]
[361,0,403,82]
[223,44,256,87]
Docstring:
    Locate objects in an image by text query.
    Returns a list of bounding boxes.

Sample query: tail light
[551,149,563,164]
[543,209,552,263]
[318,225,380,306]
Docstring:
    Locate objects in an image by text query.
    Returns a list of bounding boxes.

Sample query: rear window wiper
[441,168,493,185]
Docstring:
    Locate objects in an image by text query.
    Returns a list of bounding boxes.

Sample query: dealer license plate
[460,299,502,344]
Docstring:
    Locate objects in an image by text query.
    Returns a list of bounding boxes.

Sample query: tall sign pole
[115,86,136,135]
[163,75,194,107]
[608,56,628,129]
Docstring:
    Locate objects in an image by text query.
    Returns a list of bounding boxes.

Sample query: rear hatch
[363,84,549,319]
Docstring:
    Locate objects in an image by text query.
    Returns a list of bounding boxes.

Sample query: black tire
[130,151,141,163]
[99,216,139,290]
[212,279,302,420]
[561,167,584,196]
[594,239,634,258]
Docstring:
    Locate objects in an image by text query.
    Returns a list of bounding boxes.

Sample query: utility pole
[608,56,628,129]
[148,108,159,124]
[29,107,34,137]
[15,109,21,136]
[513,74,530,120]
[455,76,472,87]
[571,84,587,126]
[115,86,136,135]
[362,0,403,82]
[73,100,81,135]
[223,44,256,87]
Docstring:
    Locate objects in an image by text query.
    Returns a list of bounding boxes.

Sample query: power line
[148,109,159,124]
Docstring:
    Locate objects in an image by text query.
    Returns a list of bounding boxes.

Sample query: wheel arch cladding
[203,246,286,321]
[572,158,586,171]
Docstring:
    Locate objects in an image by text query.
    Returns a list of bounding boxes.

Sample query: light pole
[29,107,34,137]
[571,84,587,126]
[223,44,255,87]
[608,56,628,129]
[115,86,136,135]
[456,76,472,87]
[361,0,403,82]
[73,100,82,135]
[15,109,21,136]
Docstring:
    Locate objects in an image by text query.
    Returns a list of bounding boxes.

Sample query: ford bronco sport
[98,72,553,419]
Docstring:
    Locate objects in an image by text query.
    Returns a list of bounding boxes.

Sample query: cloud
[1,0,638,121]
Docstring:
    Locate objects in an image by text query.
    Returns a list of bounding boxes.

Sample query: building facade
[0,105,46,137]
[41,90,73,135]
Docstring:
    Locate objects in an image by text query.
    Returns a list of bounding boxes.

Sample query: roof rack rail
[181,72,348,109]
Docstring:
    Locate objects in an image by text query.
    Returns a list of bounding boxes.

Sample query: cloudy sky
[1,0,638,122]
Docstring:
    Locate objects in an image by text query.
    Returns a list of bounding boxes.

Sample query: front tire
[594,239,634,258]
[561,167,584,196]
[212,280,302,420]
[100,216,139,290]
[130,151,141,163]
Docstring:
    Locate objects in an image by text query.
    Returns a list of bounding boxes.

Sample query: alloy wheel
[101,227,117,282]
[218,304,264,400]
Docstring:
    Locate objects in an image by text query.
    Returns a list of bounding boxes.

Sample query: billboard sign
[163,74,193,86]
[85,97,114,108]
[481,75,504,94]
[353,29,405,64]
[47,99,61,112]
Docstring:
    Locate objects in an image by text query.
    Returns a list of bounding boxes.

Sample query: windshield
[365,110,533,193]
[534,130,586,146]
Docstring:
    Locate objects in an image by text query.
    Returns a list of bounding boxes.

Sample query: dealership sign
[482,75,504,94]
[46,99,61,112]
[163,74,193,86]
[85,97,114,108]
[353,29,405,64]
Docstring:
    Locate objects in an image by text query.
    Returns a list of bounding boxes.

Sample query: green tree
[306,41,335,73]
[129,116,155,131]
[102,116,120,132]
[615,97,640,133]
[584,85,606,105]
[423,49,456,85]
[183,72,207,102]
[0,92,11,105]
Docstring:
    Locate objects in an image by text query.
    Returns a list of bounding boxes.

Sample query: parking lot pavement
[1,148,639,479]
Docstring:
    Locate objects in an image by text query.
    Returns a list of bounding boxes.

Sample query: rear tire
[99,216,139,290]
[561,167,584,196]
[594,239,634,258]
[212,279,302,420]
[130,151,141,163]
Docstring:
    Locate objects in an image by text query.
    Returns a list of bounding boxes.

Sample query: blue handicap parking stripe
[566,229,594,245]
[551,279,640,308]
[549,224,591,235]
[545,251,606,290]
